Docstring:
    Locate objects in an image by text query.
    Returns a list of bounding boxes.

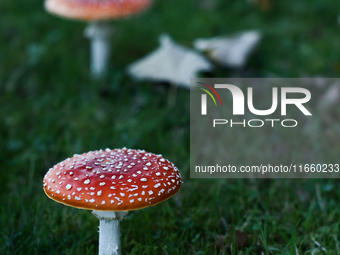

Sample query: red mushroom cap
[44,0,152,21]
[43,148,182,211]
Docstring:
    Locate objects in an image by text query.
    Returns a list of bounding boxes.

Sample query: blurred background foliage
[1,0,340,254]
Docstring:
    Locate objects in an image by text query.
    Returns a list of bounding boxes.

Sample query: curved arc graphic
[200,88,217,106]
[197,82,223,106]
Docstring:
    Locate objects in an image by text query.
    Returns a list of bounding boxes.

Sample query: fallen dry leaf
[194,31,261,69]
[249,0,272,12]
[127,34,213,89]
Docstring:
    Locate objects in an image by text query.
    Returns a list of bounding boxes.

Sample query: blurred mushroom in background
[44,0,152,78]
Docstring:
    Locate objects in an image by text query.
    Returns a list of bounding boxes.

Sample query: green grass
[1,0,340,254]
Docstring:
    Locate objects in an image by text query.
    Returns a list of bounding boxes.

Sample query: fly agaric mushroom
[44,0,151,78]
[43,148,182,255]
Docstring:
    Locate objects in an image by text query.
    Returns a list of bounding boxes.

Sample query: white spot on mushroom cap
[66,184,72,190]
[84,179,90,184]
[140,178,147,182]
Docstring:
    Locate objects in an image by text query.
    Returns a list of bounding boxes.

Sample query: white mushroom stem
[84,21,113,79]
[92,210,128,255]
